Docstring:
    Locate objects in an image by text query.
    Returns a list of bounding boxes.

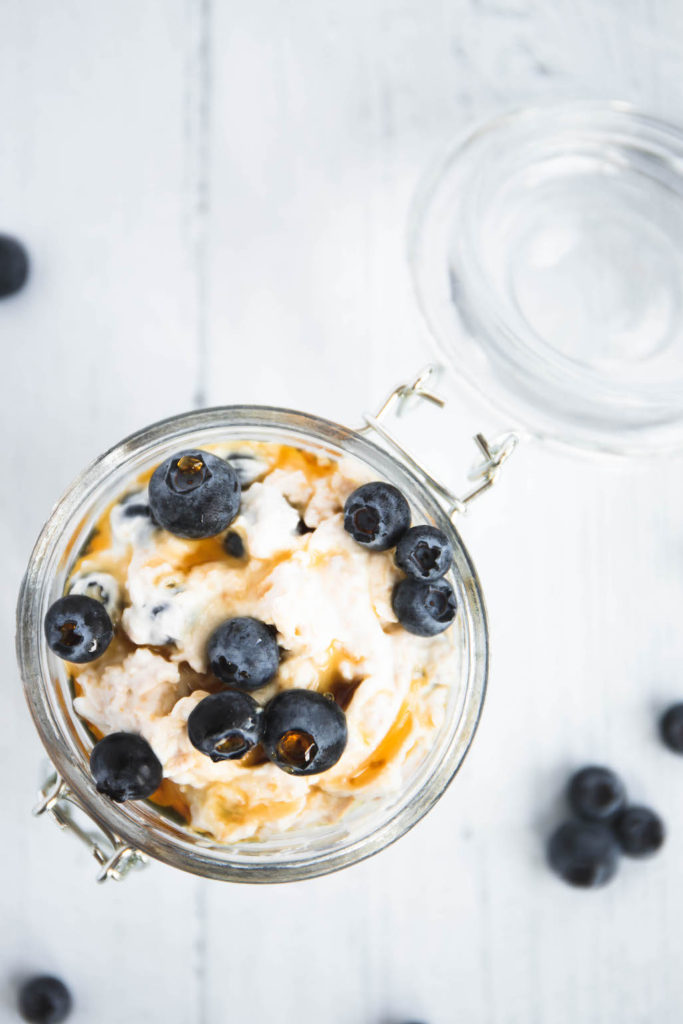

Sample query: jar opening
[17,406,487,882]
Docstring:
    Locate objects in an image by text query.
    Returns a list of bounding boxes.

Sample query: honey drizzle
[150,778,191,821]
[174,535,229,571]
[63,441,400,833]
[326,676,363,712]
[216,795,302,828]
[346,703,413,789]
[270,444,334,480]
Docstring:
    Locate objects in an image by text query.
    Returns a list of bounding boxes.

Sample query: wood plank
[0,3,203,1022]
[204,2,683,1023]
[3,0,683,1021]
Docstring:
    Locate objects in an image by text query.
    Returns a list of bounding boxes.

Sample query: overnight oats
[41,441,461,846]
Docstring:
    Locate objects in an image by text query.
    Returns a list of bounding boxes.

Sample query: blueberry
[149,449,241,539]
[44,594,113,663]
[568,766,626,822]
[660,703,683,754]
[547,820,619,888]
[188,690,264,761]
[0,234,29,298]
[90,732,163,802]
[123,502,152,519]
[343,482,410,550]
[207,617,280,691]
[18,976,72,1024]
[614,805,665,857]
[223,530,246,558]
[392,577,457,636]
[395,525,453,581]
[263,689,348,775]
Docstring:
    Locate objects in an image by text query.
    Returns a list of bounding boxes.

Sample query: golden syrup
[215,795,302,829]
[277,730,318,770]
[150,778,191,821]
[174,535,228,571]
[61,441,414,837]
[240,743,268,768]
[346,704,413,789]
[326,676,363,711]
[271,444,335,481]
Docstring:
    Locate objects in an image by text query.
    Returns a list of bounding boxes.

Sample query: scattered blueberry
[207,617,280,691]
[0,234,29,298]
[188,690,264,761]
[343,482,410,551]
[18,975,72,1023]
[263,689,348,775]
[614,805,665,857]
[568,766,626,823]
[90,732,163,802]
[223,530,246,559]
[395,524,453,581]
[44,594,113,663]
[660,703,683,754]
[547,820,619,888]
[149,449,241,539]
[392,577,457,636]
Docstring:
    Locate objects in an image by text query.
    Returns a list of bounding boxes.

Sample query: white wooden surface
[2,2,683,1022]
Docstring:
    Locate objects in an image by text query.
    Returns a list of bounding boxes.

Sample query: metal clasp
[34,772,148,883]
[361,365,517,518]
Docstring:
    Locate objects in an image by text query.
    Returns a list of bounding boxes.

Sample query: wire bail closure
[361,365,517,517]
[33,772,148,883]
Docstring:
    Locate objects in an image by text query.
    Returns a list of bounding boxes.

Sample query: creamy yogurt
[69,443,461,843]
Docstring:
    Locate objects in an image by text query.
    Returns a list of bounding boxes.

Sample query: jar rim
[17,404,488,882]
[409,100,683,457]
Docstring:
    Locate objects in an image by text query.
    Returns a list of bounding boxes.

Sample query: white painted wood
[0,2,203,1022]
[2,1,683,1022]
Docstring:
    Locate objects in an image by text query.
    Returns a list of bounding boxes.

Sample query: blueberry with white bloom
[392,577,457,636]
[547,820,619,888]
[263,689,347,775]
[44,594,113,663]
[18,975,72,1023]
[90,732,163,802]
[395,525,453,581]
[614,806,665,858]
[207,617,280,691]
[343,482,410,551]
[149,449,241,539]
[188,690,264,761]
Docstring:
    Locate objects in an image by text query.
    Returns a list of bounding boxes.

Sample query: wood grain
[2,1,683,1022]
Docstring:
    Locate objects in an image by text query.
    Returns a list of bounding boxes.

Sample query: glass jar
[409,101,683,456]
[17,392,505,883]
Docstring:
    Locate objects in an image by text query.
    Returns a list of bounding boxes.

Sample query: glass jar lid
[409,101,683,456]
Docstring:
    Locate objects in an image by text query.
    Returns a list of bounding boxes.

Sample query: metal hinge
[34,772,148,883]
[361,365,517,517]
